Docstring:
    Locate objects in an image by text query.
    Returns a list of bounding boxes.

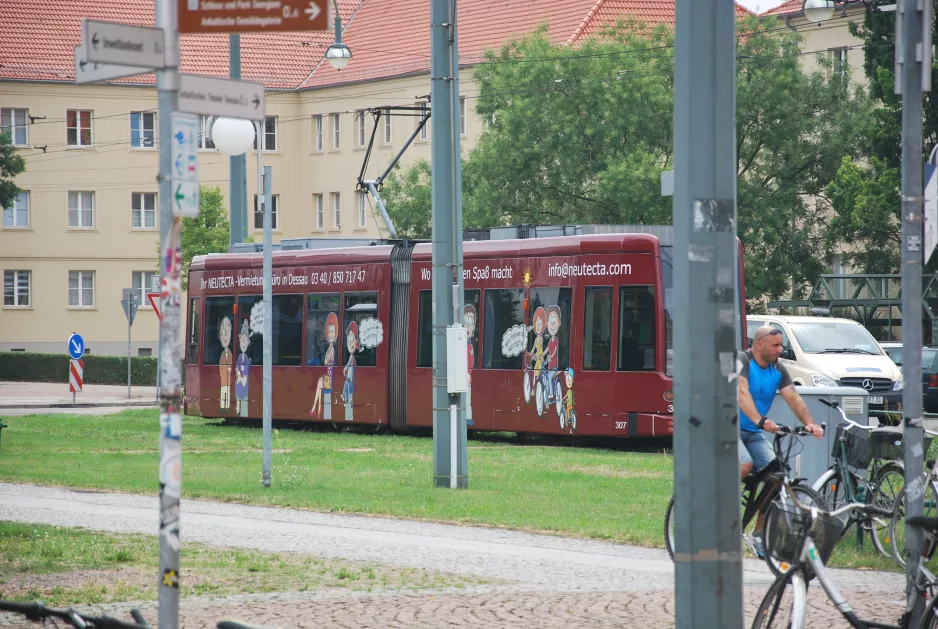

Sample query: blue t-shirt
[739,350,792,433]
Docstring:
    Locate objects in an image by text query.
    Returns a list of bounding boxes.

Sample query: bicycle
[751,484,938,629]
[665,423,827,576]
[0,600,151,628]
[811,397,909,558]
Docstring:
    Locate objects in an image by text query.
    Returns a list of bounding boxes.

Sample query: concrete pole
[262,164,273,488]
[897,0,929,622]
[229,34,248,245]
[430,0,467,488]
[155,0,181,626]
[672,0,742,627]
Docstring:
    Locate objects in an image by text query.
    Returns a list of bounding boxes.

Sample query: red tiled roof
[0,0,754,90]
[760,0,802,17]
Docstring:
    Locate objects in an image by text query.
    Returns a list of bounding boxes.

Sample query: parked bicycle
[811,397,909,558]
[751,484,937,629]
[0,600,151,628]
[665,423,826,576]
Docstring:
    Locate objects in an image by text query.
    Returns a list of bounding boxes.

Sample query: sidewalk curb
[0,400,158,410]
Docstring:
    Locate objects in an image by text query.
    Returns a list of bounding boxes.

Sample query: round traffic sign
[68,333,85,359]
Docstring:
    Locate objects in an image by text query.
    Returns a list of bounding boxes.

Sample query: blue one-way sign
[68,333,85,360]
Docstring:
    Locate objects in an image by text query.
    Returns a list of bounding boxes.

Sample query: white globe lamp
[802,0,837,23]
[211,117,256,156]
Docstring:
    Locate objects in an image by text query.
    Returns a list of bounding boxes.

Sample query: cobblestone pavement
[0,483,911,628]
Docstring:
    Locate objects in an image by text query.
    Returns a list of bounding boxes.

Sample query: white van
[746,315,903,418]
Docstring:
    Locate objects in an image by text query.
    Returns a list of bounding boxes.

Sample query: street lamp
[211,117,255,156]
[325,0,352,70]
[801,0,896,23]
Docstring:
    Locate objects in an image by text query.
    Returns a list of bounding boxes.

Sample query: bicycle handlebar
[773,423,826,437]
[0,600,150,629]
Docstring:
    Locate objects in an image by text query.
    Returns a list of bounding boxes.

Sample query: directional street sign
[82,19,166,69]
[74,44,151,84]
[177,73,266,121]
[68,333,85,360]
[177,0,330,33]
[926,163,938,265]
[171,112,200,218]
[122,289,140,326]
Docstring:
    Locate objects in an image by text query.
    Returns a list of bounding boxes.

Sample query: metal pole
[262,164,272,488]
[128,315,132,399]
[229,34,247,245]
[672,0,742,626]
[430,0,466,488]
[898,0,929,621]
[156,0,181,627]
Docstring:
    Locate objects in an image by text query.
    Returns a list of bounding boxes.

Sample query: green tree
[381,160,433,239]
[0,132,26,210]
[180,186,230,289]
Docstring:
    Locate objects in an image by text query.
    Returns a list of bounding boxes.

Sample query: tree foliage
[381,160,433,239]
[180,186,230,289]
[0,133,26,210]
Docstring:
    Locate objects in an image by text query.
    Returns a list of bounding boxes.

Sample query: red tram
[184,232,747,438]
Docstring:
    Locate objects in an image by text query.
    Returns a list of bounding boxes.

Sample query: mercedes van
[746,315,904,418]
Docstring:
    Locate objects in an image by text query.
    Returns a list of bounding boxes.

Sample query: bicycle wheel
[918,588,938,629]
[665,494,675,561]
[762,484,826,577]
[750,569,808,629]
[890,481,938,569]
[869,463,905,558]
[815,468,847,510]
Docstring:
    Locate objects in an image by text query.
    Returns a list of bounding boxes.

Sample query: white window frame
[3,270,31,307]
[332,192,341,229]
[2,190,29,228]
[130,111,156,148]
[68,191,95,229]
[0,108,28,146]
[313,115,323,151]
[358,191,367,228]
[132,192,157,229]
[314,193,324,230]
[199,116,216,150]
[459,96,467,137]
[383,108,392,144]
[132,271,159,306]
[332,113,341,149]
[417,102,428,141]
[253,116,277,152]
[67,109,93,147]
[68,270,95,308]
[253,193,280,231]
[830,47,848,77]
[356,110,366,147]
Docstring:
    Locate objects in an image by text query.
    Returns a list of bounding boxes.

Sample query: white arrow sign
[82,19,165,69]
[177,74,266,122]
[74,44,151,84]
[305,1,322,20]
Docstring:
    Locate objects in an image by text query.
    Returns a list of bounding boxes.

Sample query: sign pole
[128,307,132,399]
[262,164,272,488]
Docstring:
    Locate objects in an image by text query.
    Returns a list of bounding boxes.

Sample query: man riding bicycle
[739,325,825,556]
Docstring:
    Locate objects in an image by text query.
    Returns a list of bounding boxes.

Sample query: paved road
[0,482,911,628]
[0,381,157,411]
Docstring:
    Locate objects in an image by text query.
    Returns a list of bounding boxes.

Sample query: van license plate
[869,396,883,405]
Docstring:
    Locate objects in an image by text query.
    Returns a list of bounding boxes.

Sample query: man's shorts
[739,430,775,472]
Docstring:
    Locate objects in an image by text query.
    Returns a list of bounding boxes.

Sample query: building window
[383,108,392,144]
[830,47,848,77]
[68,191,94,228]
[313,115,323,151]
[332,192,341,229]
[459,96,466,136]
[130,111,155,148]
[417,102,428,141]
[68,270,95,307]
[67,110,92,147]
[253,116,277,151]
[356,110,366,147]
[314,193,324,230]
[253,194,279,230]
[199,116,215,149]
[358,191,367,228]
[3,270,30,307]
[138,348,153,357]
[0,108,28,146]
[132,192,157,229]
[583,287,612,371]
[617,286,656,372]
[133,271,159,306]
[2,190,29,228]
[332,113,340,149]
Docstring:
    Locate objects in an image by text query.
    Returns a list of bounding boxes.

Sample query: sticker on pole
[926,162,938,264]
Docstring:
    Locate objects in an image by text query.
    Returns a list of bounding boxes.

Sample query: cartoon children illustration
[465,304,476,427]
[310,312,339,419]
[218,316,233,410]
[235,319,251,417]
[564,368,576,432]
[531,307,547,379]
[342,321,361,421]
[546,305,561,393]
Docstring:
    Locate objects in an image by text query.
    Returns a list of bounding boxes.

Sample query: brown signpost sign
[178,0,330,33]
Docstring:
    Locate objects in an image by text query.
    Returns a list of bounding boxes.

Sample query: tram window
[306,293,341,368]
[344,291,379,367]
[528,287,572,373]
[483,288,524,370]
[617,286,656,372]
[416,290,432,368]
[583,287,612,371]
[273,294,303,366]
[235,295,264,366]
[187,297,200,365]
[464,289,481,372]
[203,296,235,365]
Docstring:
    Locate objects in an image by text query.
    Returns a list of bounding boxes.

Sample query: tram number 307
[614,405,673,430]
